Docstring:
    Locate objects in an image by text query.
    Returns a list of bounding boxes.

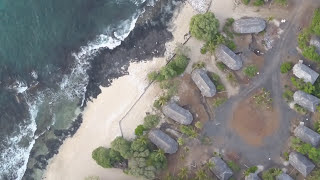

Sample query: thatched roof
[191,69,216,97]
[293,60,319,84]
[289,152,315,177]
[187,0,211,13]
[233,17,266,34]
[294,125,320,147]
[245,173,261,180]
[162,103,193,125]
[293,90,320,112]
[276,173,293,180]
[310,36,320,54]
[148,129,178,154]
[209,157,233,180]
[215,45,242,70]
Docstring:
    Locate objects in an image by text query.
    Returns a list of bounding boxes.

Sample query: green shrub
[195,121,203,130]
[311,8,320,36]
[283,152,289,161]
[180,125,198,138]
[282,89,294,101]
[253,0,264,6]
[153,95,170,109]
[211,72,225,92]
[190,12,220,41]
[291,77,315,94]
[92,147,123,168]
[212,97,227,108]
[262,168,282,180]
[315,121,320,134]
[177,137,185,146]
[291,138,320,163]
[143,114,160,129]
[227,72,237,83]
[200,47,207,54]
[243,65,258,78]
[280,62,292,73]
[216,62,227,71]
[147,71,158,81]
[244,166,258,176]
[227,161,240,172]
[309,169,320,180]
[135,125,145,136]
[274,0,287,6]
[111,137,132,159]
[223,18,235,39]
[242,0,250,5]
[294,104,307,115]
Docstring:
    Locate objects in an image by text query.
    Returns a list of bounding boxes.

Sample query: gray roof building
[191,69,216,97]
[289,152,315,177]
[162,102,193,125]
[293,60,319,84]
[245,173,261,180]
[276,173,293,180]
[233,17,266,34]
[215,45,242,70]
[294,125,320,147]
[310,36,320,54]
[293,90,320,112]
[209,157,233,180]
[148,129,178,154]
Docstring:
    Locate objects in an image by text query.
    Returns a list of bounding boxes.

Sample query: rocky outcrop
[187,0,211,14]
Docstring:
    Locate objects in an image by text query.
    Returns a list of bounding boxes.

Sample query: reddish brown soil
[229,96,279,147]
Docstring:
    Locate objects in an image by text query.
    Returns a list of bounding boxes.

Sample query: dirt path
[204,0,317,167]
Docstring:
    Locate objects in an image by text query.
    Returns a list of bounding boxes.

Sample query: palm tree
[158,95,169,107]
[138,135,148,145]
[195,168,208,180]
[154,149,166,162]
[178,167,189,180]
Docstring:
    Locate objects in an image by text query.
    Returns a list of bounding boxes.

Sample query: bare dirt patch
[229,94,279,147]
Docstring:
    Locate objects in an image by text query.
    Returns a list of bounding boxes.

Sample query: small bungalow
[293,90,320,112]
[276,173,293,180]
[289,152,315,177]
[293,60,319,84]
[191,69,216,97]
[162,102,193,125]
[215,45,243,70]
[209,157,233,180]
[148,129,178,154]
[310,36,320,54]
[294,125,320,147]
[245,173,261,180]
[233,17,266,34]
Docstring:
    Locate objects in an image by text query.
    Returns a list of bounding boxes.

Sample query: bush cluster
[143,114,160,129]
[280,62,292,73]
[243,65,258,78]
[92,147,123,168]
[211,72,225,92]
[244,166,258,176]
[262,168,282,180]
[179,125,198,138]
[292,138,320,163]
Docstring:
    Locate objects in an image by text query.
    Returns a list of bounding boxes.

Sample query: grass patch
[244,166,258,176]
[253,88,272,108]
[216,62,227,71]
[282,89,294,102]
[280,62,293,73]
[253,0,264,6]
[210,72,225,92]
[242,0,250,5]
[243,65,258,78]
[212,97,227,108]
[227,161,240,172]
[227,72,237,84]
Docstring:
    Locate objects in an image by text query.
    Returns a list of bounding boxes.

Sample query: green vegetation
[280,62,293,73]
[211,73,225,92]
[242,0,250,5]
[291,77,319,95]
[195,121,203,130]
[253,88,272,108]
[92,147,124,168]
[192,62,206,70]
[177,137,185,146]
[148,53,189,82]
[135,125,145,136]
[292,137,320,163]
[308,169,320,180]
[314,120,320,134]
[143,114,160,129]
[227,161,240,172]
[180,125,198,138]
[216,62,227,71]
[297,9,320,62]
[244,166,258,176]
[283,151,289,161]
[223,18,235,39]
[153,94,170,109]
[227,72,237,84]
[294,104,308,115]
[243,65,258,78]
[282,89,294,102]
[190,12,220,41]
[262,168,282,180]
[274,0,287,6]
[212,97,228,108]
[253,0,264,6]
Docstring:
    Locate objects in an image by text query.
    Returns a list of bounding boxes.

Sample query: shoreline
[44,2,197,180]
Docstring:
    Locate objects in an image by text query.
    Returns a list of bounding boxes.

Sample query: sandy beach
[44,0,269,179]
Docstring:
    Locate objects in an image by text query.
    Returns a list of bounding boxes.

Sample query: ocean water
[0,0,155,179]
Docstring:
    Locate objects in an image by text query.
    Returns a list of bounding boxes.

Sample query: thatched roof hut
[289,152,315,177]
[209,157,233,180]
[245,173,261,180]
[293,60,319,84]
[215,45,242,70]
[191,69,216,97]
[148,129,178,154]
[293,90,320,112]
[310,36,320,54]
[162,103,193,125]
[233,17,266,34]
[294,125,320,147]
[276,173,293,180]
